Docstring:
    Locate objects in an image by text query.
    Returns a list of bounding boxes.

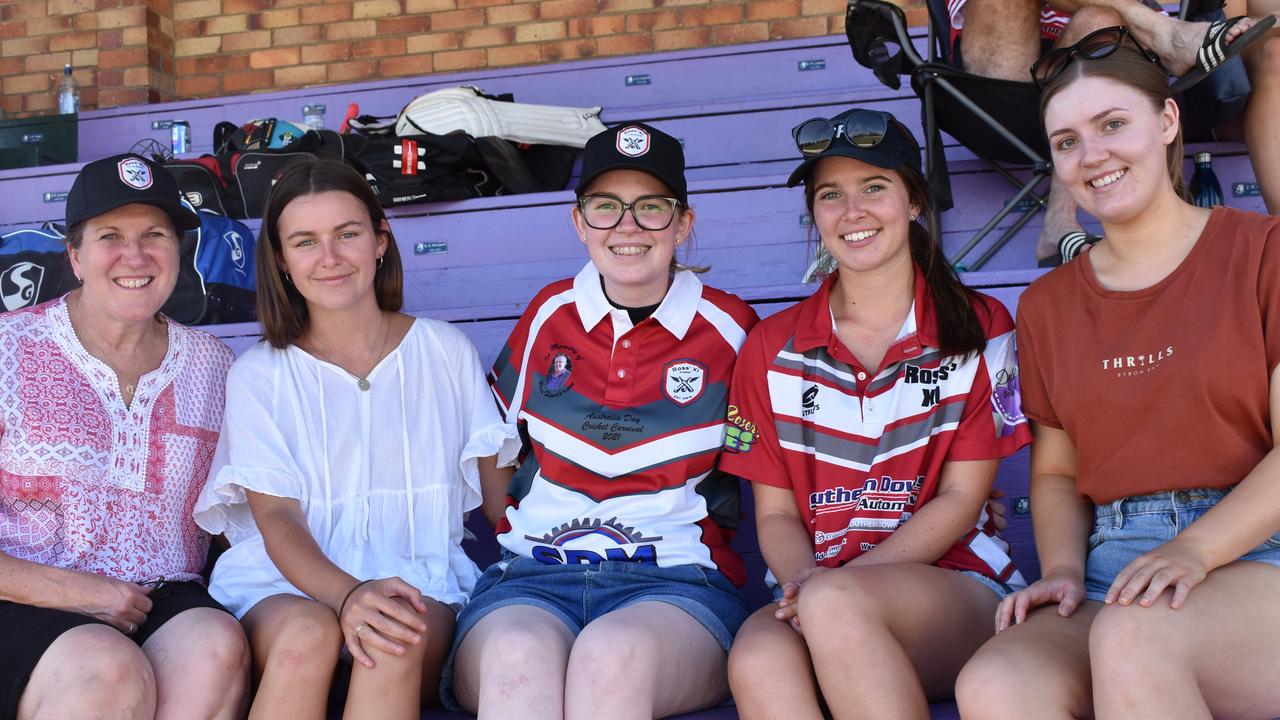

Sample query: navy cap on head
[786,108,922,187]
[575,123,687,204]
[66,153,200,232]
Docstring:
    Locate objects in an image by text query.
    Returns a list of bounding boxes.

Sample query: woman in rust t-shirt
[957,32,1280,720]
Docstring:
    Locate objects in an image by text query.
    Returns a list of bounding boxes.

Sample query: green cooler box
[0,113,77,170]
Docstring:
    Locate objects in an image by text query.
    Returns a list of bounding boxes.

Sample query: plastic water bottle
[1190,152,1224,208]
[57,64,79,115]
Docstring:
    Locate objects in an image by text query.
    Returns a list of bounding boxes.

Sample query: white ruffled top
[194,318,519,617]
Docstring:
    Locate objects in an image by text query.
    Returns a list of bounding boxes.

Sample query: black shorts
[0,581,229,720]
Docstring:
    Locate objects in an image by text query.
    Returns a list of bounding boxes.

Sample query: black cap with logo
[575,123,687,204]
[66,153,201,232]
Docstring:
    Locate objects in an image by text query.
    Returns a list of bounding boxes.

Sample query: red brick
[0,19,29,39]
[462,25,512,47]
[175,36,221,55]
[800,0,844,13]
[598,0,652,10]
[222,67,272,92]
[457,0,506,6]
[625,10,678,32]
[99,46,148,67]
[175,56,197,74]
[97,5,147,28]
[26,14,73,34]
[272,25,322,44]
[300,3,351,22]
[301,41,350,63]
[248,47,299,68]
[376,15,430,34]
[683,4,744,25]
[711,21,769,43]
[73,13,99,29]
[199,14,248,34]
[352,0,400,18]
[595,32,653,55]
[486,43,539,66]
[430,7,483,29]
[2,72,51,94]
[540,38,596,61]
[404,0,453,10]
[25,92,57,112]
[48,0,94,14]
[405,31,458,53]
[653,26,711,51]
[122,66,151,86]
[326,58,377,81]
[432,47,484,70]
[537,0,593,17]
[353,36,406,57]
[195,52,249,72]
[96,28,123,48]
[323,19,375,40]
[2,2,50,20]
[567,15,624,36]
[221,0,267,11]
[101,87,151,107]
[0,56,24,74]
[378,53,431,77]
[745,0,800,20]
[249,7,298,28]
[485,3,534,23]
[514,20,564,42]
[176,73,220,97]
[767,16,827,39]
[25,51,72,72]
[220,29,271,50]
[97,68,123,85]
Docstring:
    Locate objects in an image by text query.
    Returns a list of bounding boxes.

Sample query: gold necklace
[308,315,392,391]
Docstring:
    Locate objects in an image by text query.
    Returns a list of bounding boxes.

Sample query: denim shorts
[1084,487,1280,602]
[439,555,748,711]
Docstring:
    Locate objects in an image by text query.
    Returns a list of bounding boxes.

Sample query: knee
[483,617,572,672]
[569,616,659,681]
[46,626,156,716]
[794,569,882,636]
[265,602,343,674]
[1088,603,1175,665]
[955,644,1032,718]
[190,610,251,681]
[727,626,778,696]
[1251,34,1280,78]
[1060,6,1124,43]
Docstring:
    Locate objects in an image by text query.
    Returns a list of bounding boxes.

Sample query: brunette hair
[1038,43,1189,200]
[256,157,404,349]
[803,163,989,358]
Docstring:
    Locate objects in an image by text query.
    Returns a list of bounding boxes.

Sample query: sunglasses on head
[1030,26,1166,90]
[792,109,895,156]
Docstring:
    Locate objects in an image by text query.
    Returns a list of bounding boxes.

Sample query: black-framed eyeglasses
[1030,26,1165,90]
[791,110,893,156]
[577,194,681,231]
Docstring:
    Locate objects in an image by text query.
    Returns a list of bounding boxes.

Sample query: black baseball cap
[66,153,200,232]
[786,108,922,187]
[575,123,687,204]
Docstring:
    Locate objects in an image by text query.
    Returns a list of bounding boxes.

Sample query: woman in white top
[195,158,518,719]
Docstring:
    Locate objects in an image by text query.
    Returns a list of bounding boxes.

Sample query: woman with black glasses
[956,31,1280,719]
[723,108,1032,719]
[444,123,759,720]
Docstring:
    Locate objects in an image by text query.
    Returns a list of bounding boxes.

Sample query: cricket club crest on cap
[117,156,154,190]
[663,359,706,406]
[616,126,650,157]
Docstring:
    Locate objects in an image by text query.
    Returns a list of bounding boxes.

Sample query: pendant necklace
[311,315,391,392]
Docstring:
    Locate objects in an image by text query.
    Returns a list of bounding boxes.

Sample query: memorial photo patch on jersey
[663,359,706,406]
[616,126,650,157]
[118,157,153,190]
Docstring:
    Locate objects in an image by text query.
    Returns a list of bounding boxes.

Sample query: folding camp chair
[846,0,1052,271]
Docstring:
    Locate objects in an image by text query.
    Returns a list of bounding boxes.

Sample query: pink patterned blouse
[0,297,233,583]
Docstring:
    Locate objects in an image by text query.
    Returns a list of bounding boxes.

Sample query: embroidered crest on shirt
[663,359,706,406]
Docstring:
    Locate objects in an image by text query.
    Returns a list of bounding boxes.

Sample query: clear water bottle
[1190,152,1224,208]
[57,64,79,115]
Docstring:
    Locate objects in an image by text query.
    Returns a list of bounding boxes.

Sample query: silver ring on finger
[354,623,368,637]
[127,622,136,634]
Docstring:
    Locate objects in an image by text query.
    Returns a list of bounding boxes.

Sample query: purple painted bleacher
[2,29,1266,720]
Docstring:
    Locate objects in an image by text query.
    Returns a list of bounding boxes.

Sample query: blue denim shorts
[439,555,749,711]
[1084,487,1280,602]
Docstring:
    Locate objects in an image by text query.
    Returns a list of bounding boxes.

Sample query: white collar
[571,262,702,340]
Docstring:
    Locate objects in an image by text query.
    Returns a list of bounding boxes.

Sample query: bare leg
[564,601,730,720]
[143,608,250,720]
[452,605,575,720]
[343,597,452,720]
[961,0,1045,80]
[956,601,1101,720]
[729,605,824,720]
[242,594,342,720]
[1243,0,1280,213]
[1090,561,1280,718]
[794,564,1002,719]
[17,624,156,720]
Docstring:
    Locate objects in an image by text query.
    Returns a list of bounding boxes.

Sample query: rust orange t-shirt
[1017,207,1280,503]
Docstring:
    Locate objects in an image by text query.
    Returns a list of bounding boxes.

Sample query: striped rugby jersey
[488,263,759,585]
[720,271,1031,586]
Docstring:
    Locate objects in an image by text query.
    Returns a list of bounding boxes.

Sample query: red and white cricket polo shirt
[720,270,1031,586]
[488,263,759,585]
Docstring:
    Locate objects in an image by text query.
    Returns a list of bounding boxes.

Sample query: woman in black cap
[0,153,249,719]
[721,110,1031,718]
[446,123,758,719]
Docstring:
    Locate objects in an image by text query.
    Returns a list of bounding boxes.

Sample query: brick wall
[0,0,928,115]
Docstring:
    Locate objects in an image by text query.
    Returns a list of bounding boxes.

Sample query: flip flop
[1170,14,1277,93]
